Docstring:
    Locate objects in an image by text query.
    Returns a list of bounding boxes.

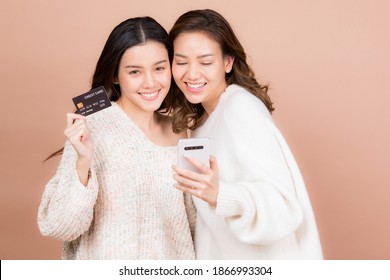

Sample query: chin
[142,103,163,112]
[185,98,203,105]
[182,94,202,105]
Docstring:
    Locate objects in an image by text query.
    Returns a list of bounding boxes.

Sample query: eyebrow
[174,53,214,59]
[125,59,168,68]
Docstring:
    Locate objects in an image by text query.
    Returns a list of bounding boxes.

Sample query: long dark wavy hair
[168,9,274,133]
[45,16,173,161]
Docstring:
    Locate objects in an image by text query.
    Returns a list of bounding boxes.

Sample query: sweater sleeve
[214,92,304,245]
[37,140,99,242]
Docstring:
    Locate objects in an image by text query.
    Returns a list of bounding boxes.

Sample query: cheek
[161,71,172,87]
[118,75,137,91]
[208,66,226,82]
[172,65,183,80]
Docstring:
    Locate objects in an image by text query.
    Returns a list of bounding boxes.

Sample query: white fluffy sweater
[192,85,323,259]
[38,103,196,259]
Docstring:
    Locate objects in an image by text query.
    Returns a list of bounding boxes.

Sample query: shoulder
[222,84,272,122]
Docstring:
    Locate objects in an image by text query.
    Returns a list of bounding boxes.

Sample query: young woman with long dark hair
[38,17,195,260]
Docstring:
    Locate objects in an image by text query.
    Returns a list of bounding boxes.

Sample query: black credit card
[72,86,112,116]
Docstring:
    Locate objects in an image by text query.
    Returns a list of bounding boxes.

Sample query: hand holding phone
[177,137,210,173]
[175,137,219,206]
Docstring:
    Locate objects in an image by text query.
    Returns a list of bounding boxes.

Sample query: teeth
[140,91,158,98]
[187,83,206,89]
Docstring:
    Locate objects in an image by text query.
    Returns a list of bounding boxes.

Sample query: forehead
[173,32,222,54]
[121,41,168,61]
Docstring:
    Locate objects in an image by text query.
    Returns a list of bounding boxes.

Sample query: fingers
[172,164,204,195]
[64,113,88,142]
[209,156,218,172]
[66,124,86,143]
[173,172,202,190]
[183,155,210,174]
[66,113,86,128]
[174,155,217,177]
[174,178,215,206]
[172,155,219,206]
[172,164,203,183]
[171,155,217,185]
[175,183,202,197]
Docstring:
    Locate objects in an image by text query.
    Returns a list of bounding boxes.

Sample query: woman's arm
[214,94,304,244]
[38,114,99,242]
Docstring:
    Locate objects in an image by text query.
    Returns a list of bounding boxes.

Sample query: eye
[201,62,213,66]
[155,66,165,71]
[175,61,187,66]
[129,70,140,75]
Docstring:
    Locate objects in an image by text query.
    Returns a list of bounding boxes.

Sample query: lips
[139,90,159,101]
[185,82,206,92]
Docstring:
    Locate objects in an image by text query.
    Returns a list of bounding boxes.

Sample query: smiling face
[172,32,234,114]
[116,40,171,113]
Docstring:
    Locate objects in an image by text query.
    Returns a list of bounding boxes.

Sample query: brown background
[1,0,389,259]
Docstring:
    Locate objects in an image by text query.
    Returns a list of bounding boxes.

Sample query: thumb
[209,155,218,171]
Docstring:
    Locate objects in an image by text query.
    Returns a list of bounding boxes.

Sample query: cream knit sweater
[192,85,323,259]
[38,103,196,259]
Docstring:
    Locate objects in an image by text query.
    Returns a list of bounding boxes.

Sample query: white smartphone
[177,137,210,173]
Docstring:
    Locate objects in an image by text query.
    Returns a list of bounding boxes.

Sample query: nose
[187,63,201,80]
[143,72,155,88]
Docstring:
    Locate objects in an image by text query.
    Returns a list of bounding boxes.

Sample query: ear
[224,56,235,73]
[113,76,119,85]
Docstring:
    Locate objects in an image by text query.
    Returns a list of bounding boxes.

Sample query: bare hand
[64,113,93,163]
[172,156,219,207]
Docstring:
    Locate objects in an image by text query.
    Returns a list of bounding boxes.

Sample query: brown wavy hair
[45,17,173,161]
[168,9,274,133]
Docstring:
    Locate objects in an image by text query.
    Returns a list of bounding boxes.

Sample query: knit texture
[38,103,196,259]
[192,85,323,259]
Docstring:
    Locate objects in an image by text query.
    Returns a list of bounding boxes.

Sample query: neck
[202,85,227,115]
[202,95,220,115]
[117,98,157,134]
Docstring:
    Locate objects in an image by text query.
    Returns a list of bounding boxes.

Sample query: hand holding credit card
[72,86,112,116]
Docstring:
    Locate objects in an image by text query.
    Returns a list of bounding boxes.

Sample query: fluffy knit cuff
[215,181,246,217]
